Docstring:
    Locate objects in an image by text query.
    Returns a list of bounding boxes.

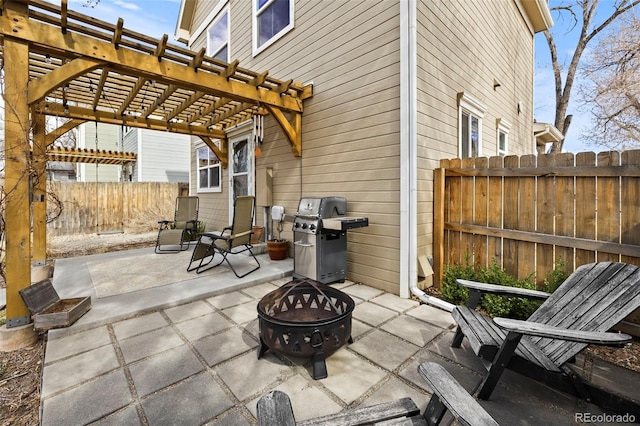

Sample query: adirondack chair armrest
[456,279,551,300]
[493,317,633,345]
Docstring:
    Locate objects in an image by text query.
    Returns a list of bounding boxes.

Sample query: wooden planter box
[19,279,91,331]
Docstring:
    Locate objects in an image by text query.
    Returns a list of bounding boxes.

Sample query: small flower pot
[267,239,288,260]
[251,226,264,244]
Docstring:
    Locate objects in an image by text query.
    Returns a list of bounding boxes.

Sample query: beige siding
[415,0,536,279]
[187,0,537,295]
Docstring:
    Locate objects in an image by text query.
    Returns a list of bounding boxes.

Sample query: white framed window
[207,8,229,62]
[458,92,486,159]
[496,119,511,156]
[253,0,294,56]
[197,144,222,193]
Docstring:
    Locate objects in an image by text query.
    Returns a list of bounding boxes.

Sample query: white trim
[457,92,486,118]
[496,118,511,156]
[206,6,230,62]
[399,0,417,299]
[189,0,229,47]
[252,0,295,57]
[195,142,222,194]
[228,132,255,223]
[457,92,486,158]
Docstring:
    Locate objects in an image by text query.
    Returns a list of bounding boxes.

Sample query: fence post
[433,167,446,288]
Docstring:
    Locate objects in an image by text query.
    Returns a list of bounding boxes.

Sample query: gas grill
[291,197,368,284]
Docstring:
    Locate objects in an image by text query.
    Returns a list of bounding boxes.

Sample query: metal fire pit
[257,279,355,379]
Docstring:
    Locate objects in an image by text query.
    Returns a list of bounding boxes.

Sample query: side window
[197,145,222,193]
[497,119,510,156]
[207,8,229,62]
[253,0,294,55]
[458,93,486,159]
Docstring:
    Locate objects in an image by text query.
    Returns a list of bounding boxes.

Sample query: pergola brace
[44,117,86,146]
[199,135,228,169]
[264,104,302,157]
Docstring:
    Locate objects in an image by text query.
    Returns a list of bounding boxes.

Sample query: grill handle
[294,240,314,247]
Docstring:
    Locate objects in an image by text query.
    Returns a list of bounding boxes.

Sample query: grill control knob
[301,223,308,230]
[310,224,316,231]
[294,222,300,228]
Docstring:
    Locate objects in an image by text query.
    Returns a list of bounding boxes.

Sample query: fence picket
[46,182,182,236]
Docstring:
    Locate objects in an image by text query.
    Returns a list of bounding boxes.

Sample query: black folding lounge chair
[155,196,199,253]
[450,261,640,415]
[187,195,260,278]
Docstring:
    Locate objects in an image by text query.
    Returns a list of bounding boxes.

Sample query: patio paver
[41,250,639,425]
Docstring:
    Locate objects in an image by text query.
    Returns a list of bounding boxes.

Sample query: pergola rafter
[0,0,312,327]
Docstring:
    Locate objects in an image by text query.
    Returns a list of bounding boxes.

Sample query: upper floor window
[458,92,486,159]
[253,0,294,55]
[197,145,222,193]
[497,119,511,156]
[207,9,229,62]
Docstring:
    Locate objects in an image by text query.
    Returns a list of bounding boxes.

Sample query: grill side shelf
[321,217,369,231]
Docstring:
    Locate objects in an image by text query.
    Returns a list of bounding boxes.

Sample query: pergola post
[3,8,33,327]
[32,108,48,266]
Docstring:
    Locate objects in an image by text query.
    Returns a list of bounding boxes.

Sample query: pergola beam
[8,9,305,113]
[39,102,227,139]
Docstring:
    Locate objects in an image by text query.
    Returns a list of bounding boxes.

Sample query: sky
[70,0,623,155]
[68,0,181,40]
[533,1,639,154]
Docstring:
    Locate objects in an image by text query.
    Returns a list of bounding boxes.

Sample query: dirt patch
[0,337,44,426]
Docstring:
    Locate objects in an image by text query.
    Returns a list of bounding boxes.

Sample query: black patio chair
[186,195,259,278]
[155,196,199,253]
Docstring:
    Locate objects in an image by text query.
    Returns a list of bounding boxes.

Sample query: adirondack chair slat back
[527,262,640,365]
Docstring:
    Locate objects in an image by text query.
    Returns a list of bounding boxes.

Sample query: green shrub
[441,258,569,320]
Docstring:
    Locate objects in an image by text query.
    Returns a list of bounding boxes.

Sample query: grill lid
[296,196,347,218]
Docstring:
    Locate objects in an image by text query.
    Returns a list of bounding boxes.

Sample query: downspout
[400,0,455,312]
[399,0,416,299]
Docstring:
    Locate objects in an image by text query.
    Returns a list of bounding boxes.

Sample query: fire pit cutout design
[257,279,355,379]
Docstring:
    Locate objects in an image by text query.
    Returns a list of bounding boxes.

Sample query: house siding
[138,130,190,183]
[415,0,536,277]
[186,0,537,295]
[77,123,121,182]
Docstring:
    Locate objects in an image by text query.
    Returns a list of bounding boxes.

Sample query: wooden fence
[47,181,185,236]
[433,150,640,287]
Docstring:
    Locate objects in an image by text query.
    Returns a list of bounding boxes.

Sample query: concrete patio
[40,245,638,425]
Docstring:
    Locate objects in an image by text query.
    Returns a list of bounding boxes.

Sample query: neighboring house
[76,123,123,182]
[122,128,190,182]
[46,162,76,181]
[75,123,190,183]
[175,0,552,296]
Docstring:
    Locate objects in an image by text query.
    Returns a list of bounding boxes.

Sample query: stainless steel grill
[292,197,368,284]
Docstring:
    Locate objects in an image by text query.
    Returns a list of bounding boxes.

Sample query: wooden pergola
[1,0,312,327]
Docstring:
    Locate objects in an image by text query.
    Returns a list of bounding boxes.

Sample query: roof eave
[517,0,554,33]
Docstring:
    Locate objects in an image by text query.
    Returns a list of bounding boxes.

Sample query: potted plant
[267,221,288,260]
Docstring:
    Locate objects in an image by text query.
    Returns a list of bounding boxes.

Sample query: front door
[229,134,254,222]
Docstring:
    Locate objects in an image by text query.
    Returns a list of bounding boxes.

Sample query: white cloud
[112,0,141,11]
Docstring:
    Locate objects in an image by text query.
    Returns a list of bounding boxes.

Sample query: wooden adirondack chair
[450,262,640,415]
